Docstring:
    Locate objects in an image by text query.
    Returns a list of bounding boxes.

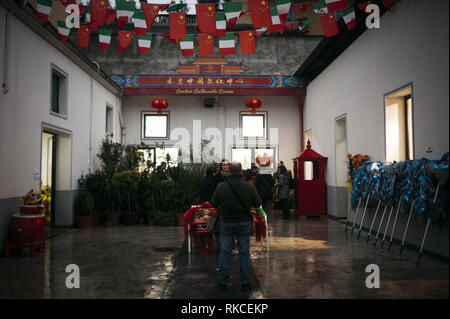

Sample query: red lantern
[151,97,168,115]
[245,97,262,115]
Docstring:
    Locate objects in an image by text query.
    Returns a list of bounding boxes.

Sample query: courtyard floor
[0,210,448,299]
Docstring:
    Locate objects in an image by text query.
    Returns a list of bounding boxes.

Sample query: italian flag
[313,0,328,14]
[255,27,267,38]
[274,0,291,25]
[98,27,112,50]
[37,0,52,22]
[268,8,284,34]
[57,20,70,42]
[180,34,194,56]
[341,6,356,30]
[137,34,152,54]
[133,11,147,36]
[116,0,135,30]
[215,12,226,37]
[219,32,235,55]
[222,1,243,31]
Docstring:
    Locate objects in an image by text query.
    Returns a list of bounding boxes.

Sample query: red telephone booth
[293,140,327,216]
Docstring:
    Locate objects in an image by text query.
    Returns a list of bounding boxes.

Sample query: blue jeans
[218,221,253,285]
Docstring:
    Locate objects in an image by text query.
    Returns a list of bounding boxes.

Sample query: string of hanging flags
[36,0,402,55]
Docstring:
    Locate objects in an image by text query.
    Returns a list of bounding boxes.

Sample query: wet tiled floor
[0,211,448,299]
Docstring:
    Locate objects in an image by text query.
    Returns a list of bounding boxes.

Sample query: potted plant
[112,170,140,226]
[74,187,94,228]
[97,135,123,226]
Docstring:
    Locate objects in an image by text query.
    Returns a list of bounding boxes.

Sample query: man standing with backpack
[211,162,262,291]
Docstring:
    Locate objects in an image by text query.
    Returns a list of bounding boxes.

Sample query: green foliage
[78,171,108,212]
[91,138,214,222]
[112,170,140,213]
[74,187,94,216]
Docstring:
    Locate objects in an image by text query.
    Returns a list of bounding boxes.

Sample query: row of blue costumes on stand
[350,152,449,224]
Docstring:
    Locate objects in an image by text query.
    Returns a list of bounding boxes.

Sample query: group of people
[199,160,293,292]
[200,160,293,220]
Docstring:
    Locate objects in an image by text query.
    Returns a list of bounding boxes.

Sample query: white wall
[121,95,301,171]
[0,7,121,219]
[304,0,449,187]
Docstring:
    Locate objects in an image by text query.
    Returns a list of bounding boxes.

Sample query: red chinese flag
[91,0,108,26]
[239,30,255,55]
[118,31,132,53]
[169,12,187,40]
[142,3,161,30]
[248,0,272,28]
[78,25,91,48]
[160,34,179,44]
[198,34,214,56]
[105,8,116,25]
[196,4,216,34]
[320,13,339,38]
[78,4,86,15]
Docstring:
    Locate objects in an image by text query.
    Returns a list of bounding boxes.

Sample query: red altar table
[5,213,46,258]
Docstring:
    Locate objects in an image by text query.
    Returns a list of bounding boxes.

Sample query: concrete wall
[0,7,122,251]
[82,35,321,76]
[303,0,449,257]
[122,95,301,172]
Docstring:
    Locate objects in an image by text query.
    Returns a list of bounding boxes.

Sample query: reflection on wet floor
[0,211,448,299]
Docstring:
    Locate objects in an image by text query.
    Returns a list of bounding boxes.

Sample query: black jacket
[199,176,216,203]
[255,174,275,200]
[211,176,262,223]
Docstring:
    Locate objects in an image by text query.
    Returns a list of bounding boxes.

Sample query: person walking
[211,162,262,291]
[255,170,274,215]
[199,166,217,203]
[275,165,290,219]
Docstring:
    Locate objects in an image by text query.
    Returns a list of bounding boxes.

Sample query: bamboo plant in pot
[74,187,94,228]
[113,170,140,226]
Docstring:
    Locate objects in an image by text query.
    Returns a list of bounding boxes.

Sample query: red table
[5,213,46,258]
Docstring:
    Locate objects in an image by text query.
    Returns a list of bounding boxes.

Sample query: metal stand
[265,215,270,252]
[388,198,402,252]
[373,205,388,248]
[357,195,371,240]
[416,183,440,267]
[398,200,415,257]
[345,204,352,233]
[366,200,381,243]
[350,197,363,238]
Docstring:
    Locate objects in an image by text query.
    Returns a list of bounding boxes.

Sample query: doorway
[41,132,57,227]
[335,115,348,217]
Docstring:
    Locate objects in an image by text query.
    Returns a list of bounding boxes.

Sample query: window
[50,65,68,117]
[106,105,113,134]
[384,85,414,162]
[142,112,169,139]
[156,147,179,166]
[304,161,319,181]
[240,112,267,139]
[231,147,277,173]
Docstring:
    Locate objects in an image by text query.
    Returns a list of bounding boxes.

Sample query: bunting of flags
[41,0,404,53]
